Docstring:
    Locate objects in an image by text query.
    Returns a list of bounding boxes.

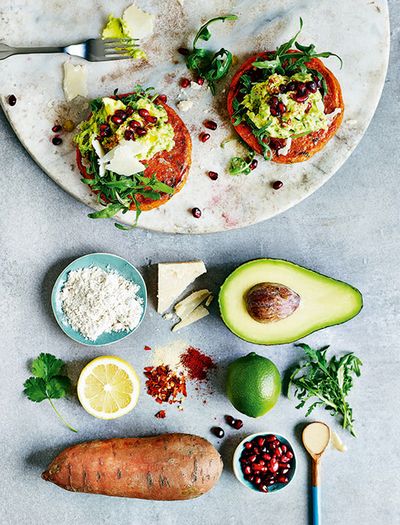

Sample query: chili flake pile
[144,364,187,405]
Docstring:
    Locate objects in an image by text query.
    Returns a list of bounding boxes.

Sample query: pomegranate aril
[260,485,269,493]
[191,207,202,218]
[211,426,225,438]
[199,132,210,143]
[286,451,294,459]
[280,468,289,475]
[8,94,17,106]
[269,96,279,107]
[254,477,262,485]
[233,419,243,430]
[196,77,205,86]
[52,136,62,146]
[124,129,134,141]
[243,465,251,475]
[225,415,235,426]
[293,93,309,103]
[280,455,290,463]
[129,120,141,129]
[275,447,282,457]
[180,78,191,88]
[52,124,62,133]
[111,115,123,125]
[136,127,147,136]
[267,479,276,486]
[297,82,307,94]
[270,106,280,117]
[286,82,297,92]
[204,119,217,130]
[273,180,284,190]
[248,475,255,482]
[277,476,289,484]
[178,47,190,56]
[157,94,167,103]
[208,171,218,180]
[138,108,150,119]
[278,102,286,114]
[147,115,158,124]
[125,106,134,116]
[281,445,287,453]
[248,455,257,463]
[249,159,258,170]
[114,109,127,120]
[262,454,271,461]
[244,442,253,450]
[306,81,318,93]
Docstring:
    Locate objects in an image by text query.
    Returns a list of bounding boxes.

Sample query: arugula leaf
[184,15,238,94]
[88,203,126,220]
[23,354,77,433]
[288,344,362,436]
[229,152,255,175]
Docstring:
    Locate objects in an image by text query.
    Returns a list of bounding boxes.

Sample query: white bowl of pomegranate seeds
[233,433,296,493]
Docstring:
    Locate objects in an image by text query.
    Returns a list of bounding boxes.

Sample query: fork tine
[105,48,139,56]
[103,55,132,61]
[103,38,139,46]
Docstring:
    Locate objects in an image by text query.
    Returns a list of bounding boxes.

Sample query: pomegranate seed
[199,132,210,143]
[281,445,287,453]
[266,435,276,442]
[157,94,167,103]
[208,171,218,180]
[280,455,290,463]
[248,455,257,463]
[204,119,217,130]
[268,479,276,486]
[269,462,279,473]
[306,81,318,93]
[280,468,289,474]
[270,106,280,117]
[125,106,134,116]
[273,180,284,190]
[124,129,134,141]
[233,419,243,430]
[111,115,123,125]
[211,427,225,438]
[286,81,297,92]
[114,109,127,120]
[196,77,205,85]
[138,108,150,119]
[279,84,287,93]
[275,447,282,457]
[297,82,307,94]
[248,475,254,482]
[263,454,271,461]
[8,94,17,106]
[52,136,62,146]
[144,345,151,351]
[254,477,262,485]
[270,96,279,107]
[225,415,235,426]
[293,93,309,103]
[180,78,191,88]
[278,102,286,114]
[260,485,269,493]
[257,437,265,447]
[146,115,158,124]
[191,207,202,218]
[52,124,62,133]
[249,159,258,170]
[244,465,251,475]
[136,127,147,136]
[244,442,253,450]
[178,47,190,56]
[277,476,289,483]
[286,451,294,459]
[129,120,141,129]
[253,447,260,455]
[314,76,322,89]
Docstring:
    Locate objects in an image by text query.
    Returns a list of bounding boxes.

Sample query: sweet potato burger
[75,87,191,226]
[227,20,344,164]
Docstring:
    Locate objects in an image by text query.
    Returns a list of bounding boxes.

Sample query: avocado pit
[245,282,300,323]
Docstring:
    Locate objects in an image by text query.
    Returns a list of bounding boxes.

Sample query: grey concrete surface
[1,3,399,525]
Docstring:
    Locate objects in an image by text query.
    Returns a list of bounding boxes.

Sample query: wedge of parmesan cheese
[157,261,206,313]
[123,4,155,40]
[63,62,88,101]
[172,305,209,332]
[174,289,211,320]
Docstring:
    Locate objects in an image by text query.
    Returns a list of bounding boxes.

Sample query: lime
[226,352,281,417]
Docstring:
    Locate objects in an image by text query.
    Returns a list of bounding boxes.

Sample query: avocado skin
[219,258,363,346]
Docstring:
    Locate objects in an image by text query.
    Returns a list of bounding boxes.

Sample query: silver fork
[0,38,139,62]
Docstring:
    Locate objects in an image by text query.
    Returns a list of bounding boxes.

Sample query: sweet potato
[42,433,223,500]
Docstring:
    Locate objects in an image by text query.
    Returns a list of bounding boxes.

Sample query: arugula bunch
[23,353,77,433]
[184,15,238,94]
[229,152,255,175]
[289,344,362,436]
[79,88,174,230]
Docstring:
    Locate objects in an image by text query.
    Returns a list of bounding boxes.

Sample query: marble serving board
[0,0,389,234]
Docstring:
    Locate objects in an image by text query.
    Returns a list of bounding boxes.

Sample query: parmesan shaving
[172,305,209,332]
[63,62,88,101]
[174,289,211,320]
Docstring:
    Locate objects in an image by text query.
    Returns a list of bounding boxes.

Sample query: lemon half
[77,356,140,419]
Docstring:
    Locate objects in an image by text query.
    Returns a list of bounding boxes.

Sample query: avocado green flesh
[219,259,363,345]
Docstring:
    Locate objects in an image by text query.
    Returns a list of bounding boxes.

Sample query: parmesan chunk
[63,62,88,101]
[123,4,155,40]
[157,261,207,313]
[172,305,209,332]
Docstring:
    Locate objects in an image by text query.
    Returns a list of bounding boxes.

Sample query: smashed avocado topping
[74,87,176,229]
[241,72,327,140]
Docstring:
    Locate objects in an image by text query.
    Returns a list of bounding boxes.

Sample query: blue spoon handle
[312,458,321,525]
[312,485,320,525]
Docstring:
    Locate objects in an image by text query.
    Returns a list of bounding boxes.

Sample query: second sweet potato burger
[227,20,344,164]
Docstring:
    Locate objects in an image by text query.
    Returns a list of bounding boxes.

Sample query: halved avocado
[219,259,363,345]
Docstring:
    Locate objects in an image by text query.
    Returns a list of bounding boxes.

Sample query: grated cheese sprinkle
[60,266,143,340]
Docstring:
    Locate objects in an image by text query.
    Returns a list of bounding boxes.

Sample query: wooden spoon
[302,422,331,525]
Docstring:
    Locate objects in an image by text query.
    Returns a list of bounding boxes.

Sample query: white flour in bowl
[59,266,143,340]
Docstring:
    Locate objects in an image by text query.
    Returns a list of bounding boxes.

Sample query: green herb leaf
[229,152,254,175]
[31,353,64,380]
[88,203,126,219]
[23,354,77,432]
[193,15,238,48]
[288,344,362,436]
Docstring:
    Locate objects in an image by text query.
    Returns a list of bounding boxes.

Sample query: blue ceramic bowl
[51,253,147,346]
[233,432,297,493]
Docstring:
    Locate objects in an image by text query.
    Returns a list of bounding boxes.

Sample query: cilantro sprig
[23,353,77,433]
[184,15,238,94]
[289,344,362,436]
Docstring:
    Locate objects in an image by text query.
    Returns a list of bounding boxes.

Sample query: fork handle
[8,46,65,55]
